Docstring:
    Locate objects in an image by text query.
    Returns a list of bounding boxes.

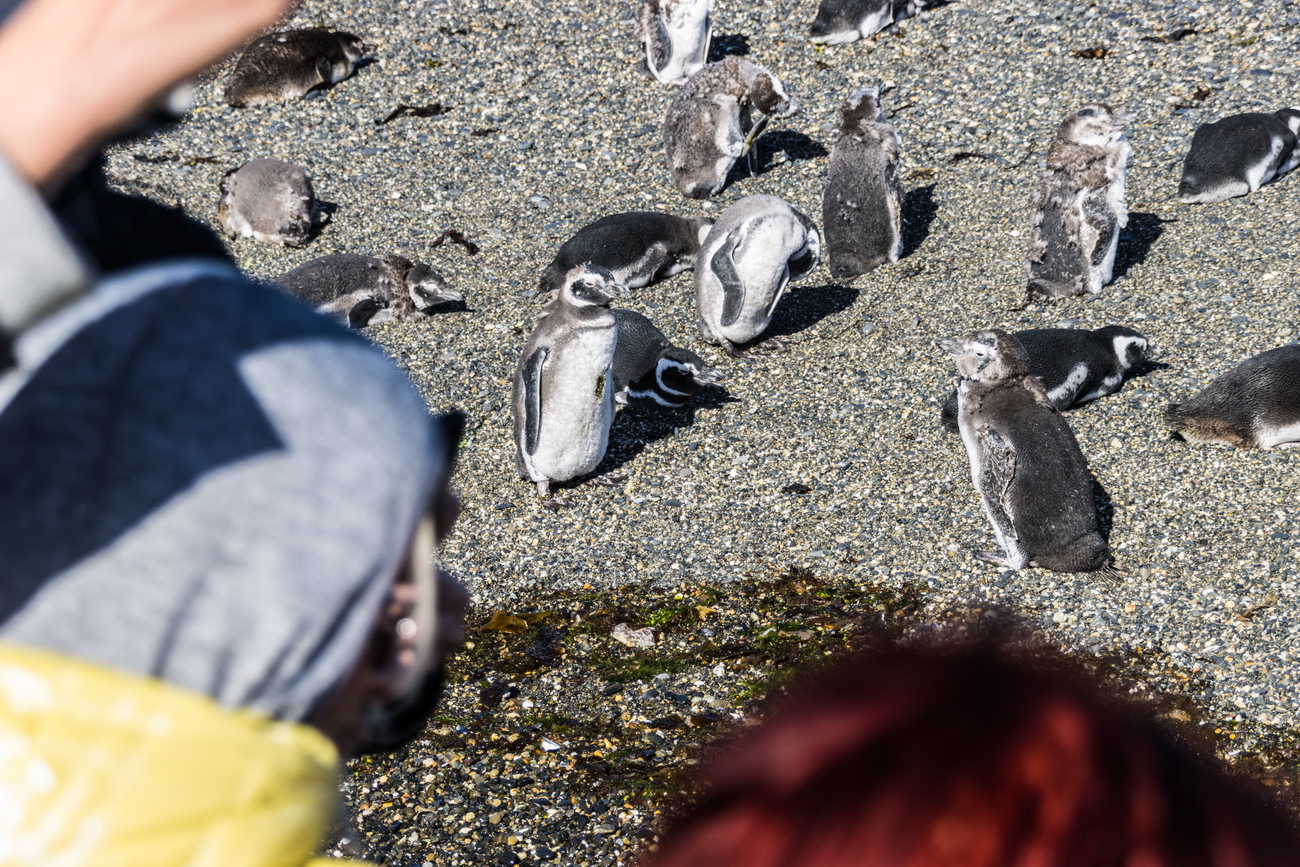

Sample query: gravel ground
[107,0,1300,863]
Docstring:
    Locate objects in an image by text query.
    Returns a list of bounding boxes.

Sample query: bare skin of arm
[0,0,292,194]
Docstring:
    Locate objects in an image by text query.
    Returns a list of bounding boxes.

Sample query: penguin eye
[1076,107,1097,118]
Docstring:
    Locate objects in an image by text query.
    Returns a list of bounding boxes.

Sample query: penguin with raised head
[514,264,627,496]
[822,84,904,280]
[1164,345,1300,449]
[538,212,714,302]
[663,57,798,199]
[224,28,367,106]
[809,0,932,45]
[273,253,462,328]
[612,309,720,407]
[938,329,1112,574]
[217,158,319,247]
[637,0,713,85]
[939,325,1151,432]
[1178,108,1300,204]
[1025,104,1130,302]
[695,195,820,355]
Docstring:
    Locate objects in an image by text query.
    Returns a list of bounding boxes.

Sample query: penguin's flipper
[645,11,673,80]
[977,426,1020,545]
[684,12,713,74]
[346,297,386,328]
[713,228,749,327]
[521,346,549,456]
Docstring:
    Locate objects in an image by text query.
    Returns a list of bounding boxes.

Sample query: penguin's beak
[694,365,722,385]
[935,337,964,357]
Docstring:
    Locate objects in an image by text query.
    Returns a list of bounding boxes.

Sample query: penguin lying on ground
[1178,108,1300,204]
[1025,104,1130,302]
[808,0,932,45]
[636,0,713,85]
[273,253,462,327]
[939,325,1151,432]
[1165,345,1300,449]
[612,309,720,407]
[217,158,320,247]
[224,28,367,107]
[938,329,1113,575]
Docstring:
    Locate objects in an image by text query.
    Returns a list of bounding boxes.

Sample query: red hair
[646,639,1298,867]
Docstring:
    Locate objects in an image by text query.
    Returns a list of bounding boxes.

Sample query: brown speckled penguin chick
[1025,104,1130,302]
[224,28,366,107]
[662,57,797,199]
[273,253,463,328]
[217,158,319,247]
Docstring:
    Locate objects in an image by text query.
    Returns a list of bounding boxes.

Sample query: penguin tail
[1162,402,1188,430]
[1092,559,1125,582]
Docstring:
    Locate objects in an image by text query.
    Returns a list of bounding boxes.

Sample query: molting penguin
[217,158,320,247]
[1164,345,1300,449]
[940,325,1151,432]
[538,212,713,301]
[938,329,1112,574]
[1026,104,1130,302]
[224,28,367,107]
[663,57,798,199]
[636,0,713,85]
[822,84,904,280]
[513,264,627,496]
[695,194,820,355]
[1178,108,1300,204]
[809,0,932,45]
[612,309,720,407]
[273,253,462,328]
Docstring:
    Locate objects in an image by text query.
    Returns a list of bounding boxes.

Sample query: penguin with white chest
[224,28,366,107]
[1164,345,1300,449]
[612,309,720,407]
[938,329,1112,575]
[514,264,627,496]
[217,158,320,247]
[822,84,904,280]
[538,212,713,302]
[1025,104,1130,302]
[808,0,932,45]
[636,0,713,85]
[939,325,1151,432]
[695,194,821,355]
[1178,108,1300,204]
[273,253,463,328]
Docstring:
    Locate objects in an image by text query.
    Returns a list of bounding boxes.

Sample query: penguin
[513,264,627,496]
[538,212,714,302]
[217,158,319,247]
[1025,104,1130,302]
[939,325,1151,432]
[695,194,821,355]
[611,308,720,407]
[1164,345,1300,449]
[224,28,367,107]
[809,0,932,45]
[822,84,904,280]
[938,329,1112,574]
[1178,108,1300,204]
[273,253,463,328]
[636,0,713,86]
[663,57,798,199]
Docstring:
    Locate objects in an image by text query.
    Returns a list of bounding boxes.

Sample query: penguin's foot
[590,471,627,487]
[755,335,794,353]
[977,551,1015,568]
[542,495,574,511]
[535,480,551,497]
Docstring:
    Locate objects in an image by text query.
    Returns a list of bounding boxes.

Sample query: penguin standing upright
[538,212,713,301]
[636,0,714,85]
[695,194,821,355]
[938,329,1112,574]
[1178,108,1300,204]
[808,0,932,45]
[273,253,462,327]
[611,308,720,407]
[513,264,627,496]
[217,158,319,247]
[224,28,367,107]
[822,84,904,280]
[1164,345,1300,449]
[1025,104,1130,302]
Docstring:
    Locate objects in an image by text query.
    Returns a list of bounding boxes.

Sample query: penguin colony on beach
[198,8,1298,577]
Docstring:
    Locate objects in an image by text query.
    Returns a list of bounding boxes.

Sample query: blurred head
[645,632,1300,867]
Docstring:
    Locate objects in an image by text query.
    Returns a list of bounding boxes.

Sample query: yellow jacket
[0,642,366,867]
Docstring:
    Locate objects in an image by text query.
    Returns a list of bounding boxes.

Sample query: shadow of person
[1113,212,1168,281]
[901,183,937,259]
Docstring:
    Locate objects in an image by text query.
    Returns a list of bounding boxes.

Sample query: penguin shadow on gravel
[757,284,860,345]
[596,387,736,478]
[900,184,938,259]
[707,33,750,60]
[738,131,830,182]
[1112,212,1169,281]
[1091,476,1116,546]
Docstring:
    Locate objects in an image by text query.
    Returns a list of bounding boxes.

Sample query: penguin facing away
[273,253,463,328]
[1025,104,1130,302]
[217,158,319,247]
[939,325,1151,432]
[612,308,720,407]
[663,57,798,199]
[538,212,714,302]
[224,28,367,107]
[1164,345,1300,449]
[1178,108,1300,204]
[822,84,904,281]
[809,0,932,45]
[637,0,714,86]
[513,264,628,496]
[938,329,1112,574]
[695,194,821,355]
